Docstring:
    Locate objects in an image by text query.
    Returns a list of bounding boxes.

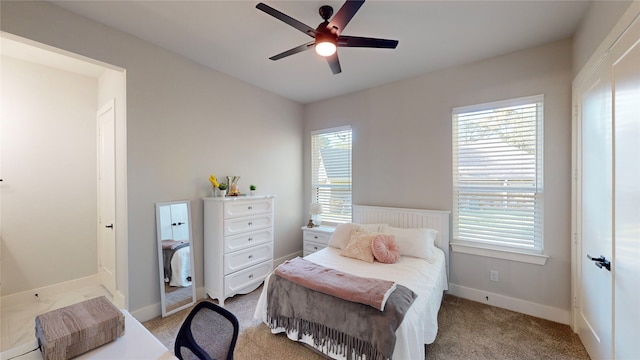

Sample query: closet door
[612,16,640,359]
[575,13,639,360]
[577,61,613,360]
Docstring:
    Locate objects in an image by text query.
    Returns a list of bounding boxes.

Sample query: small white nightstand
[301,225,335,256]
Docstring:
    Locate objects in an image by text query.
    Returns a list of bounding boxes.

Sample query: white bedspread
[254,246,448,359]
[169,246,192,287]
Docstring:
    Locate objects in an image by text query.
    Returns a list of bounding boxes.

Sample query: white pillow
[328,223,360,249]
[328,223,388,249]
[385,226,438,261]
[358,223,387,233]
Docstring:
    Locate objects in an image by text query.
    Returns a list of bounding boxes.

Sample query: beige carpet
[143,286,589,359]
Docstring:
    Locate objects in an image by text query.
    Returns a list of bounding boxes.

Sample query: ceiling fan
[256,0,399,74]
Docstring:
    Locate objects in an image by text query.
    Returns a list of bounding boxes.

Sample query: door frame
[571,0,640,336]
[0,32,129,309]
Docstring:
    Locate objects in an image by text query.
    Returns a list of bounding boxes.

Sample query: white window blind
[452,95,544,253]
[311,126,352,224]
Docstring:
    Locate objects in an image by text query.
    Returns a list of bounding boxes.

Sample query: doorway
[0,34,128,308]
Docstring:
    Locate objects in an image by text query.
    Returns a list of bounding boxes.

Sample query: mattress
[254,246,448,359]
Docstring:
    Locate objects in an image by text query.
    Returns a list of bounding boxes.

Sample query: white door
[97,99,117,296]
[577,64,613,360]
[169,203,189,241]
[612,16,640,359]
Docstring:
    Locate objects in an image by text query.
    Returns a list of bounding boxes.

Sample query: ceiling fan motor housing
[319,5,334,21]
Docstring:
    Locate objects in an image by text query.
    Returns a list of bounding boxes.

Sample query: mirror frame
[156,200,196,317]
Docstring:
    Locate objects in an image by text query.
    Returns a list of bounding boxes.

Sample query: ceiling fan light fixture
[315,41,336,57]
[315,33,337,57]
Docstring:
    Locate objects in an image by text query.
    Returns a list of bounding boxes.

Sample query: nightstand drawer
[303,241,327,256]
[303,231,331,245]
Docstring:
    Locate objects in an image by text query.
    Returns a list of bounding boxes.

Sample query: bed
[162,240,192,287]
[254,205,450,359]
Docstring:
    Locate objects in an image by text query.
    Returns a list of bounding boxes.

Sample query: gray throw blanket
[267,273,417,360]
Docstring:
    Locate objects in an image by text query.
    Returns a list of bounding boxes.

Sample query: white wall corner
[130,301,162,323]
[275,252,302,267]
[448,283,571,325]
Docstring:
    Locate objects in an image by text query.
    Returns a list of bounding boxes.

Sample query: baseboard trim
[131,301,161,323]
[1,275,100,309]
[448,283,570,325]
[132,255,301,322]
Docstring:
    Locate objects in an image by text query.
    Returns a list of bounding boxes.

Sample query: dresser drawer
[224,214,272,236]
[224,243,273,275]
[224,260,273,296]
[224,199,272,218]
[303,241,327,256]
[303,231,331,245]
[224,229,272,253]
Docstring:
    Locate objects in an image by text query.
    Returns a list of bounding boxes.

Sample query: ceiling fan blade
[256,2,316,37]
[269,42,315,60]
[338,35,399,49]
[326,53,342,74]
[328,0,365,35]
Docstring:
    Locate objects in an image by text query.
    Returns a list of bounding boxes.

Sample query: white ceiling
[46,0,591,104]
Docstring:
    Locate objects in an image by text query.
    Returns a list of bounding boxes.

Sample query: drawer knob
[248,206,253,210]
[314,246,318,250]
[248,222,253,226]
[248,237,253,242]
[248,274,254,279]
[314,235,318,239]
[248,255,254,259]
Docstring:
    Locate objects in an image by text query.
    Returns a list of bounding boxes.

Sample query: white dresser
[302,225,335,256]
[203,195,275,306]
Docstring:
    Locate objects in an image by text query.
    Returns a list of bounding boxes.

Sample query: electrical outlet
[490,270,499,282]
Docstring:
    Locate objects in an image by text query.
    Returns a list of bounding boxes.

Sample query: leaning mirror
[156,200,196,317]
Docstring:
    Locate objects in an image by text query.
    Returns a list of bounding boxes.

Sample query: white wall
[305,39,574,320]
[572,0,633,76]
[1,1,304,315]
[1,55,98,295]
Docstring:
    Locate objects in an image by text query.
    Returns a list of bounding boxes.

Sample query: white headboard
[353,205,451,280]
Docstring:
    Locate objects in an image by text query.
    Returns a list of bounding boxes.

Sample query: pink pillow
[371,234,400,264]
[340,230,375,263]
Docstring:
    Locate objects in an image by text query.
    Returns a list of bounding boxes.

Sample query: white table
[0,311,177,360]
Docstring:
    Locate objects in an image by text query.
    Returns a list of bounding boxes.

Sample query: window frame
[310,125,352,225]
[451,95,548,265]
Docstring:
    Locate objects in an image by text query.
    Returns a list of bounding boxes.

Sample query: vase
[250,190,256,196]
[219,189,227,197]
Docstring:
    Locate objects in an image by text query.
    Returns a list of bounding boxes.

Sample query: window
[452,95,544,256]
[311,126,352,224]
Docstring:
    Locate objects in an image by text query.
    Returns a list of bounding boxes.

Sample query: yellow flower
[209,175,219,188]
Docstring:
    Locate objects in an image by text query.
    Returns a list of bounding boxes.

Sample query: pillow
[371,234,400,264]
[358,223,387,233]
[328,223,388,249]
[385,226,438,261]
[340,230,375,263]
[328,223,360,249]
